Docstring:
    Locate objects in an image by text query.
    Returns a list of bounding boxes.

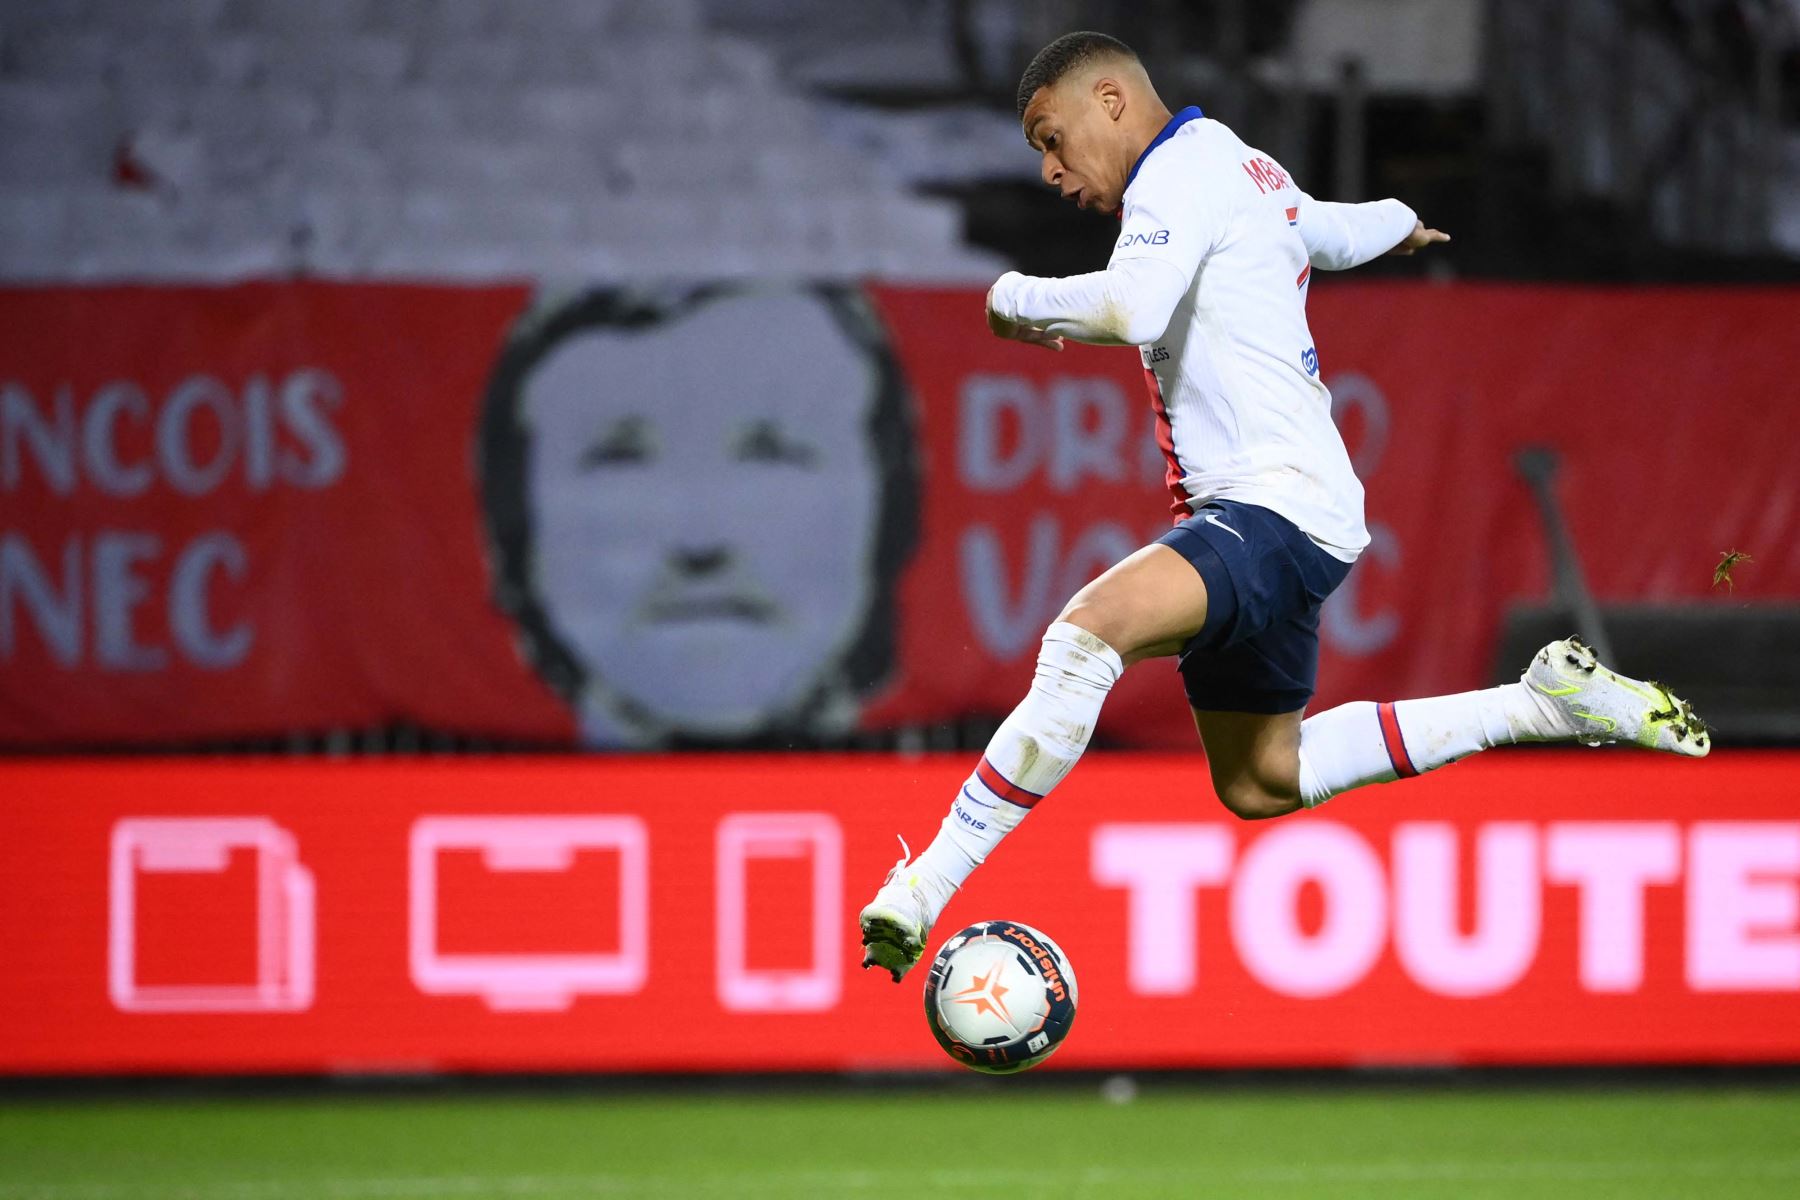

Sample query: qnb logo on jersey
[1301,347,1319,376]
[1241,156,1294,194]
[1117,229,1170,249]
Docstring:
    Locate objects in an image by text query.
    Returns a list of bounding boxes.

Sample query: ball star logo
[950,965,1012,1022]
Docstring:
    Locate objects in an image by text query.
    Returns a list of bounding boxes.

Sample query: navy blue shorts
[1156,500,1353,714]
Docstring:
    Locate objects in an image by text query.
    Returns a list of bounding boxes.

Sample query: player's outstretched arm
[1387,219,1450,256]
[985,149,1221,349]
[1300,193,1446,270]
[986,256,1191,350]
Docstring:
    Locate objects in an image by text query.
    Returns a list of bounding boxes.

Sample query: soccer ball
[922,920,1079,1074]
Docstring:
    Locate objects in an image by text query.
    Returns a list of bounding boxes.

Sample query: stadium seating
[0,0,1003,282]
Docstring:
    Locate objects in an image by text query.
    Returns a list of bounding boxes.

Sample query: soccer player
[859,31,1710,981]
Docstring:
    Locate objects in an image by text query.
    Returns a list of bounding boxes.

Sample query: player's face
[521,291,884,737]
[1023,79,1127,215]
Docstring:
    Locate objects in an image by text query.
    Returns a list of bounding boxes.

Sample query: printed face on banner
[497,289,908,745]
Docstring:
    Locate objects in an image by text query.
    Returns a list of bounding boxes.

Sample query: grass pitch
[2,1080,1797,1199]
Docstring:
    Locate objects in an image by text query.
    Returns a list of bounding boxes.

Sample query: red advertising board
[3,282,1798,749]
[3,753,1797,1074]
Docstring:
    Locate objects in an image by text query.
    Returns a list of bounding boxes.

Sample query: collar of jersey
[1125,105,1205,191]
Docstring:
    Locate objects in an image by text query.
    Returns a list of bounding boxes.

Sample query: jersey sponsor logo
[1241,156,1294,194]
[1116,229,1170,248]
[1301,346,1319,375]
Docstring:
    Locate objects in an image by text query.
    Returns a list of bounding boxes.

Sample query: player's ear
[1094,76,1125,121]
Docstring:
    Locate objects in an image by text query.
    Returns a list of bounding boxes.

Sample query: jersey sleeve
[985,144,1231,347]
[1107,145,1234,285]
[1297,193,1418,270]
[987,257,1190,347]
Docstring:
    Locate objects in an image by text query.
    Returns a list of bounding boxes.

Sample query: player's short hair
[1016,31,1138,119]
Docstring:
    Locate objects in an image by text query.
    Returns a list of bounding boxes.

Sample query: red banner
[3,753,1797,1074]
[0,283,566,744]
[3,281,1798,748]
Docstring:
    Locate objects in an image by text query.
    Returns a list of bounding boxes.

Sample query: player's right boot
[859,839,933,983]
[1523,636,1711,756]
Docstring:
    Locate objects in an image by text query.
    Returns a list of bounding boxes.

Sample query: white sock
[1298,684,1559,807]
[910,622,1123,919]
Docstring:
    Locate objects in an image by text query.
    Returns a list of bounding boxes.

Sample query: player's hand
[1388,220,1450,256]
[986,284,1065,351]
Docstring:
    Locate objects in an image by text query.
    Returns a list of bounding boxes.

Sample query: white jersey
[990,107,1417,561]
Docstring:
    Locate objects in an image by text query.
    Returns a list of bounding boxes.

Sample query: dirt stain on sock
[1016,736,1040,780]
[1072,630,1111,655]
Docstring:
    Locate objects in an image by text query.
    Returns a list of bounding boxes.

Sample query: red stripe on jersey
[1143,366,1194,521]
[1376,702,1419,778]
[975,757,1044,809]
[1296,264,1311,288]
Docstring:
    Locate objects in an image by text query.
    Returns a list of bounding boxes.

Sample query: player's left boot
[1523,636,1711,756]
[859,839,933,983]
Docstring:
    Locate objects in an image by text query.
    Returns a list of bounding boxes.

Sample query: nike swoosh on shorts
[1203,512,1244,542]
